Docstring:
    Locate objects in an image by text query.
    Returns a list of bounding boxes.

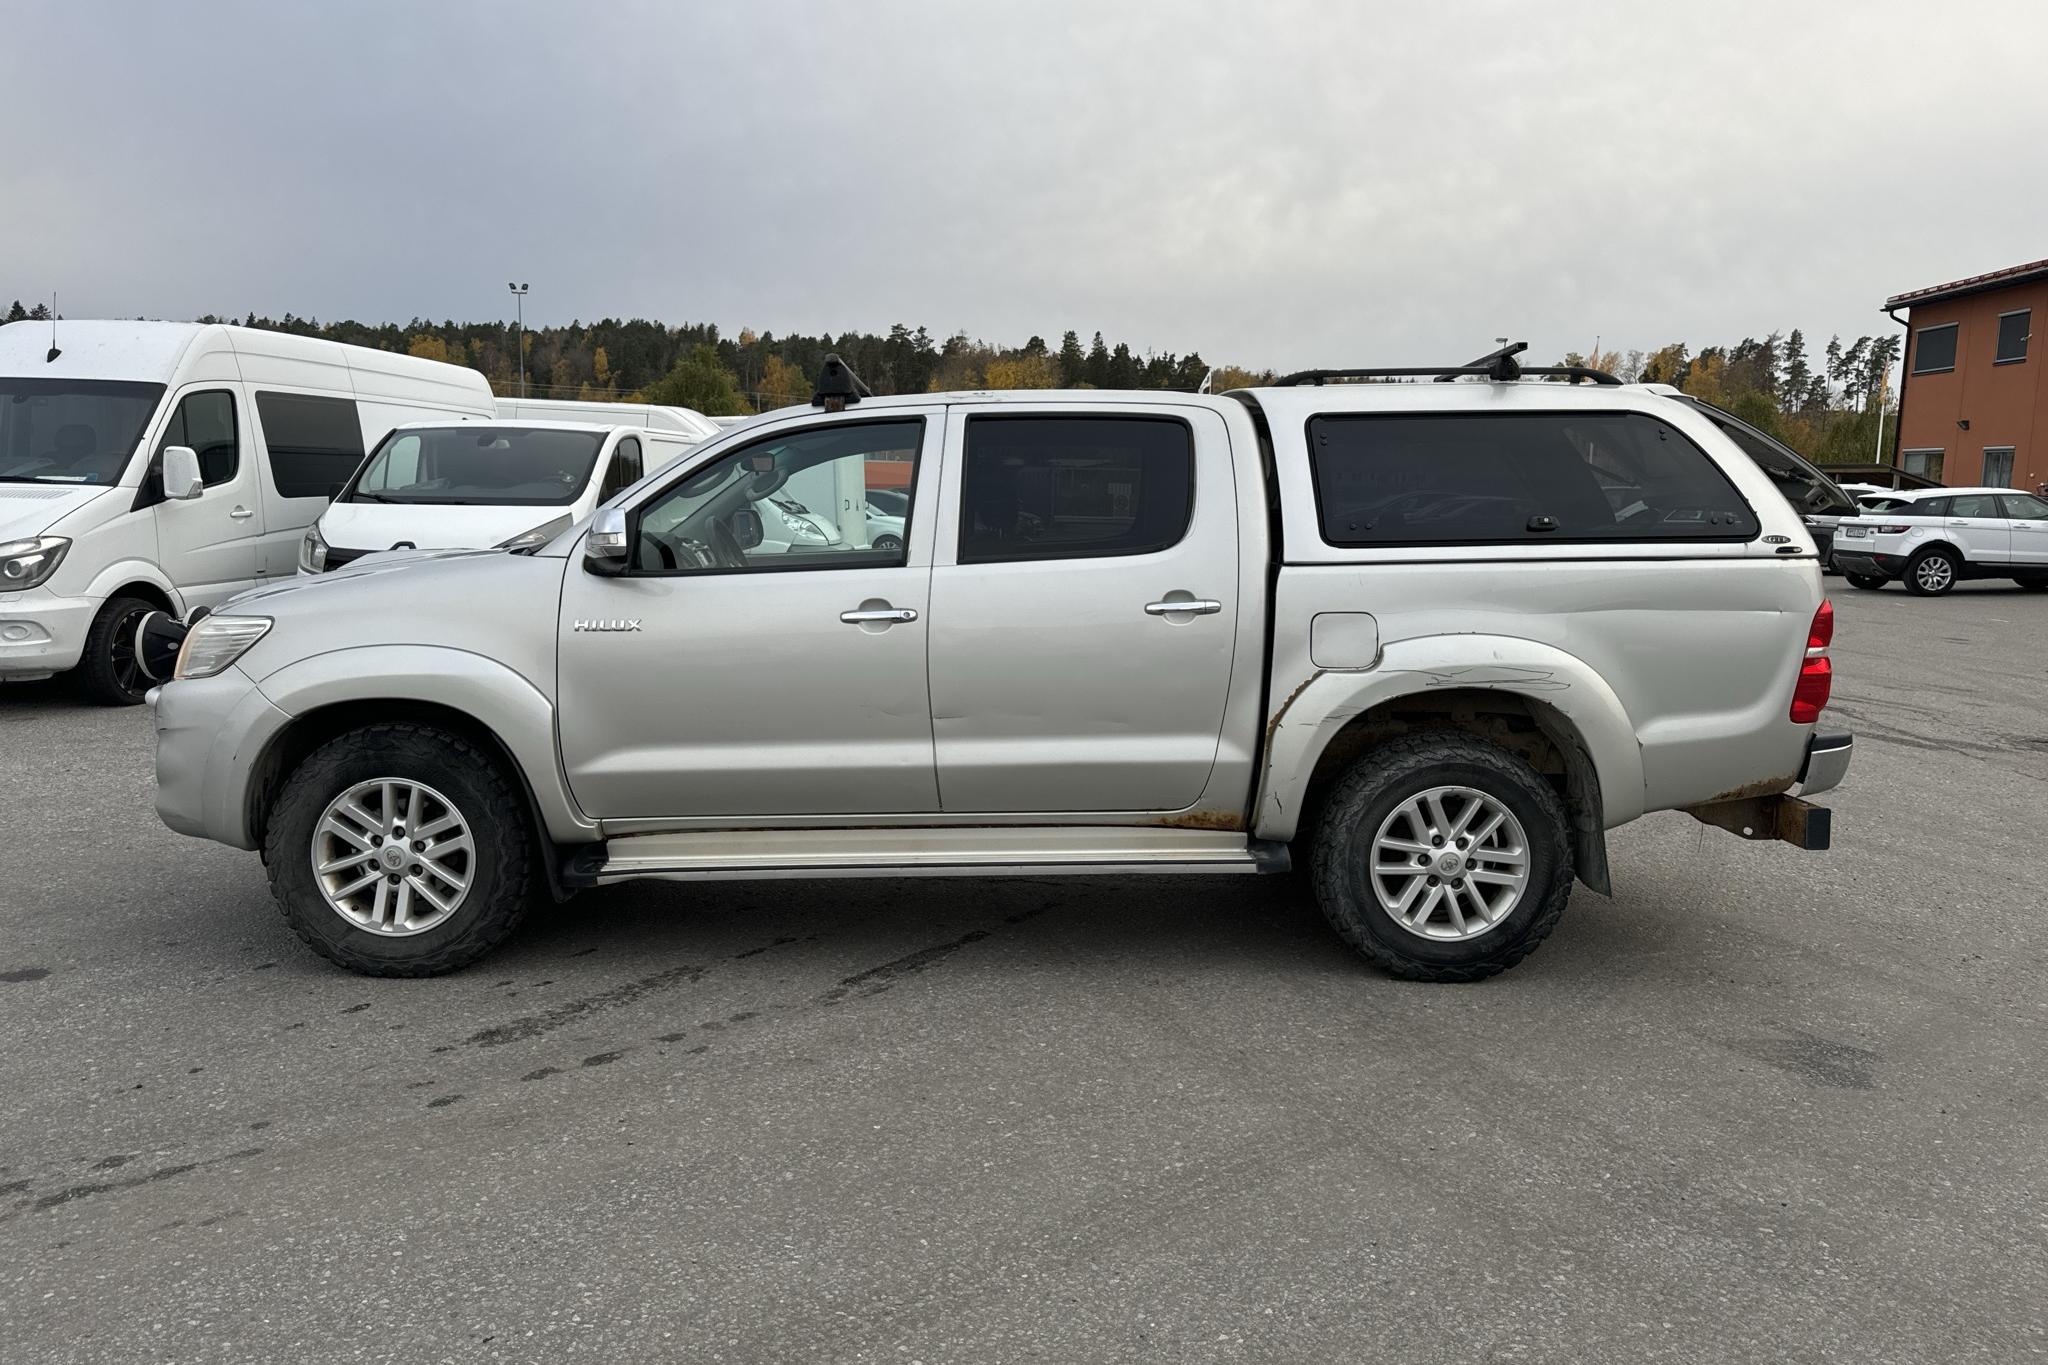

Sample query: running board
[575,826,1287,883]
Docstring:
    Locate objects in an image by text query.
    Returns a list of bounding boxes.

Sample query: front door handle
[840,606,918,624]
[229,506,255,521]
[1145,598,1223,616]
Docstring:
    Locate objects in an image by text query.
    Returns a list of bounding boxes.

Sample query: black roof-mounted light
[812,354,872,412]
[1274,340,1621,387]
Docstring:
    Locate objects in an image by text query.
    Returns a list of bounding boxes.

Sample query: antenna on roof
[811,354,871,413]
[1197,367,1214,394]
[45,292,60,364]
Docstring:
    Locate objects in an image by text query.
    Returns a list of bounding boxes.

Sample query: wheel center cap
[1437,851,1464,876]
[381,846,407,871]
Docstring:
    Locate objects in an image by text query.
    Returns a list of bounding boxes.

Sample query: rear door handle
[229,506,255,520]
[1145,598,1223,616]
[840,607,917,624]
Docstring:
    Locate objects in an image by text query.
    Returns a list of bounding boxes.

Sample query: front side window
[599,436,643,503]
[958,415,1194,564]
[2000,493,2048,519]
[1309,411,1758,546]
[352,426,604,506]
[157,390,238,486]
[256,391,364,499]
[632,419,921,574]
[1996,311,2030,365]
[0,378,165,485]
[1913,323,1959,374]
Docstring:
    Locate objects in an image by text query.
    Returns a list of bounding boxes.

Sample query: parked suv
[148,347,1851,981]
[1832,487,2048,594]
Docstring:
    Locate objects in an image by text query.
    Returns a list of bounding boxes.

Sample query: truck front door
[926,405,1241,813]
[556,411,942,819]
[149,387,264,609]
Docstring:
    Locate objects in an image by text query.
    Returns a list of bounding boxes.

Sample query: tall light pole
[508,282,530,397]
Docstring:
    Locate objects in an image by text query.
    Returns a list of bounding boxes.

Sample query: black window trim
[1995,309,2030,367]
[955,411,1199,566]
[623,414,926,579]
[1912,322,1960,375]
[132,386,241,511]
[254,388,366,501]
[1303,408,1762,550]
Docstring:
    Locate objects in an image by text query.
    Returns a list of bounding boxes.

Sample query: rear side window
[1946,494,2001,518]
[1308,412,1759,547]
[256,391,364,499]
[959,415,1194,563]
[1687,403,1851,515]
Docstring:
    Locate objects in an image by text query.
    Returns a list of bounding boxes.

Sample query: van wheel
[1311,733,1573,983]
[1845,573,1888,590]
[75,594,156,706]
[873,534,903,554]
[1905,548,1958,596]
[262,723,533,976]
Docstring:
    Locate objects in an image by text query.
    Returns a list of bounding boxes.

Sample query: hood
[319,501,570,554]
[0,485,117,542]
[223,548,501,610]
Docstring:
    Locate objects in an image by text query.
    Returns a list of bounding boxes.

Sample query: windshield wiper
[349,491,396,503]
[0,474,57,483]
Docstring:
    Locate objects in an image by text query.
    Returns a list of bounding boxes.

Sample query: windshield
[0,378,166,485]
[349,426,605,505]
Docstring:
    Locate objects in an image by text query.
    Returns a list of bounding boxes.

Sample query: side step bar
[567,826,1290,885]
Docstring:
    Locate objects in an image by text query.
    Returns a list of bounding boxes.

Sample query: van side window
[255,392,364,499]
[958,416,1194,564]
[601,437,643,502]
[1308,412,1760,547]
[157,390,239,486]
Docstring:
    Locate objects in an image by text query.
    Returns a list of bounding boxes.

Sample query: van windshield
[349,426,604,505]
[0,378,166,485]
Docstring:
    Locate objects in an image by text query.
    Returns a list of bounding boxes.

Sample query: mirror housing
[161,446,204,501]
[730,507,764,551]
[583,507,630,575]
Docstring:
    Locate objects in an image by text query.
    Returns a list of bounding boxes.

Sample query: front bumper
[0,590,99,679]
[151,667,290,850]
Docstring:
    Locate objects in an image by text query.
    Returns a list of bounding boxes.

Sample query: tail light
[1877,523,1911,534]
[1790,600,1833,723]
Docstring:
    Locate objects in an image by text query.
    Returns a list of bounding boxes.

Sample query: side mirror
[161,446,204,501]
[583,507,630,576]
[730,507,764,551]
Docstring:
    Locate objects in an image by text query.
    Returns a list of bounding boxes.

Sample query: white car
[1832,486,2048,594]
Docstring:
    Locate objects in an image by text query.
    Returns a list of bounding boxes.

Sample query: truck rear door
[925,403,1240,813]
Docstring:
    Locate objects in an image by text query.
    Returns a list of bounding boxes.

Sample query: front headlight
[299,525,328,573]
[173,615,271,680]
[0,536,70,591]
[778,510,826,541]
[495,514,573,554]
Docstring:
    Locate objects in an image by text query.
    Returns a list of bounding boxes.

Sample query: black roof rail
[1274,340,1622,388]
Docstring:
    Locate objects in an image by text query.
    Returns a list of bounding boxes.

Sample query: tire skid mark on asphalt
[2,1145,266,1221]
[459,962,711,1048]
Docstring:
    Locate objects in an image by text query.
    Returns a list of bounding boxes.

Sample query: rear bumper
[1683,730,1852,851]
[1797,731,1852,797]
[1832,549,1905,578]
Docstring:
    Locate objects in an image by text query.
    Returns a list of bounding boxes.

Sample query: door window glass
[958,416,1194,563]
[1999,494,2048,519]
[255,392,365,498]
[157,390,239,486]
[1309,412,1757,546]
[1947,494,2001,518]
[599,437,643,502]
[633,419,922,574]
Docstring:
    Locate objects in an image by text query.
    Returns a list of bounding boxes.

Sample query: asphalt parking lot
[2,582,2044,1364]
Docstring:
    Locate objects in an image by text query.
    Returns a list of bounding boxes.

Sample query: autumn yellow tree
[407,333,450,364]
[756,354,810,409]
[984,354,1058,389]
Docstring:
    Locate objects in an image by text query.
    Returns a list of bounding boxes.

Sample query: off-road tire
[1311,732,1573,983]
[1904,547,1959,596]
[1845,573,1888,591]
[262,723,533,976]
[75,594,155,706]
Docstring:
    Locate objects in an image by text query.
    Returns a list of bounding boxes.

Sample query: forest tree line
[4,299,1902,464]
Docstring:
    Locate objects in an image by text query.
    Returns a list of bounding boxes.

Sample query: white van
[491,397,719,440]
[301,421,696,571]
[0,319,496,702]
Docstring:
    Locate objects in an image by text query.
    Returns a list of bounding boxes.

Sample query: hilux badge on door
[572,619,642,632]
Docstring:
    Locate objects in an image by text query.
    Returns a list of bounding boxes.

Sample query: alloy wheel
[1916,555,1954,592]
[1367,785,1531,941]
[310,778,475,936]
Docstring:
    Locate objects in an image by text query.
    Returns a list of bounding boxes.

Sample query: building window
[1996,310,2031,365]
[1983,446,2016,488]
[1911,323,1958,374]
[1901,448,1945,481]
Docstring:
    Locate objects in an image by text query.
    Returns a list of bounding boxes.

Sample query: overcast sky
[4,0,2043,372]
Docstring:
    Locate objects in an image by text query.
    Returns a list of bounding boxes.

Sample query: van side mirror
[730,507,764,551]
[161,446,204,501]
[583,507,630,576]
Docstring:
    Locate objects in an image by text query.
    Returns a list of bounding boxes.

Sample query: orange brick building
[1887,258,2046,490]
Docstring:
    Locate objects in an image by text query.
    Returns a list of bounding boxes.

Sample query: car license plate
[1843,526,1869,538]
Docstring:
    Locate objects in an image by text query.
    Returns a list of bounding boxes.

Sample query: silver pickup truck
[147,347,1851,980]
